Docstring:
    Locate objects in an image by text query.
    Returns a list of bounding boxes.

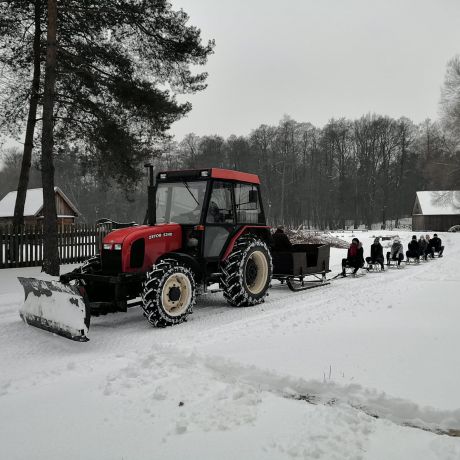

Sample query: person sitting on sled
[424,234,435,258]
[386,237,404,265]
[342,238,364,276]
[418,235,428,260]
[429,233,444,257]
[366,237,385,270]
[406,235,420,260]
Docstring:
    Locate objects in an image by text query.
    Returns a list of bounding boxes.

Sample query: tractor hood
[102,223,181,245]
[102,223,183,273]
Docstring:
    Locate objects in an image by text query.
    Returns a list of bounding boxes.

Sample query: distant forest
[1,114,459,228]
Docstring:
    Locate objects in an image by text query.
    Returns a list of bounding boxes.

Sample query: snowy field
[1,230,460,459]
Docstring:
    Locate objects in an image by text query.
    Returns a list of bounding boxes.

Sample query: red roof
[210,168,260,184]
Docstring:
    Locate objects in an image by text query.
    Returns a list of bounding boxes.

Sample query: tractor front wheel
[221,235,272,307]
[142,259,196,327]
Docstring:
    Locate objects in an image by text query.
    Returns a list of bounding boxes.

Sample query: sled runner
[365,261,383,272]
[405,256,420,265]
[386,259,406,268]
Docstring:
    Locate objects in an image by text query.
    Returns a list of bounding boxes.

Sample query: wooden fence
[0,224,113,269]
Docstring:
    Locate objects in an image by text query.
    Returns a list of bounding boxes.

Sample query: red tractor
[19,167,330,341]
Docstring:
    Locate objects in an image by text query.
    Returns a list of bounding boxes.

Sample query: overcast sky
[169,0,460,140]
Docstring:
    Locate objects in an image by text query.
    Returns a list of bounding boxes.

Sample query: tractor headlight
[103,243,112,250]
[114,243,122,250]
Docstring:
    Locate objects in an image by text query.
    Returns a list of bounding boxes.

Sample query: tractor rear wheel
[142,259,196,327]
[221,235,272,307]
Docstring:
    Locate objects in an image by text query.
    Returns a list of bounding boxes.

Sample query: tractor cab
[153,168,267,265]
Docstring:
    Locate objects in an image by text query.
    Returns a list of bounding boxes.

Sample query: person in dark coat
[418,235,428,260]
[406,235,420,260]
[366,237,384,270]
[429,233,444,257]
[342,238,364,276]
[272,226,292,251]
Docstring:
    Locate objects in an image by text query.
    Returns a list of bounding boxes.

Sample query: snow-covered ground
[1,230,460,459]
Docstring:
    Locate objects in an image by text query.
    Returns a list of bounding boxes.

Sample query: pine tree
[0,0,214,274]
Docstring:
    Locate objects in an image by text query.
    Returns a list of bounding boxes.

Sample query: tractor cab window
[206,181,234,223]
[235,183,262,224]
[156,181,207,224]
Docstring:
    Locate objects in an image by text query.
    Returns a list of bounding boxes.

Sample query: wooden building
[412,191,460,231]
[0,187,80,226]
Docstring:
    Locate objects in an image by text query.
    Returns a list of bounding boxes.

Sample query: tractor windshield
[156,181,207,224]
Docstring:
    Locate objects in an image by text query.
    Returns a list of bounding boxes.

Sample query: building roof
[415,191,460,216]
[0,187,80,218]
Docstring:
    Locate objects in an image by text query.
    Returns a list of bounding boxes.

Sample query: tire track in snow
[107,344,460,438]
[199,352,460,438]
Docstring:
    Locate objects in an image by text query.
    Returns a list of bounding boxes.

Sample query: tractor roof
[157,168,260,185]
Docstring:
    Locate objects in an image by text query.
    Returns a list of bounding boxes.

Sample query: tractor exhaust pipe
[144,163,156,226]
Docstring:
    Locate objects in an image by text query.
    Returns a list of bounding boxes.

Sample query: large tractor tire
[221,235,272,307]
[142,259,196,327]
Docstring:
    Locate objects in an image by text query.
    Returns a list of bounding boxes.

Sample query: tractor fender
[221,226,272,261]
[157,252,204,281]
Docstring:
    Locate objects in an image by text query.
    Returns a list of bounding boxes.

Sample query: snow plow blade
[18,277,90,342]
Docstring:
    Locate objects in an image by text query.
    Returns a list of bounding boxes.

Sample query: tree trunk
[13,0,42,229]
[280,160,286,224]
[40,0,59,276]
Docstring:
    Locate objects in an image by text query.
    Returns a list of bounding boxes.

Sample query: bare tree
[441,55,460,145]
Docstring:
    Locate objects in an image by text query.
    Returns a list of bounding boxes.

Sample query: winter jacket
[370,243,383,260]
[430,236,442,251]
[418,239,428,252]
[347,243,358,258]
[408,240,420,256]
[347,245,364,267]
[390,241,403,257]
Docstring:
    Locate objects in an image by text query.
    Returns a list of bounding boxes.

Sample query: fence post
[71,224,75,262]
[24,225,29,267]
[76,225,80,262]
[14,224,19,268]
[39,224,43,264]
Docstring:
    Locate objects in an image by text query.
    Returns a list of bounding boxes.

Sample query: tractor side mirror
[248,190,258,204]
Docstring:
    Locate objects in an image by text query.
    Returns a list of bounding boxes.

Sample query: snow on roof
[415,191,460,216]
[0,187,80,218]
